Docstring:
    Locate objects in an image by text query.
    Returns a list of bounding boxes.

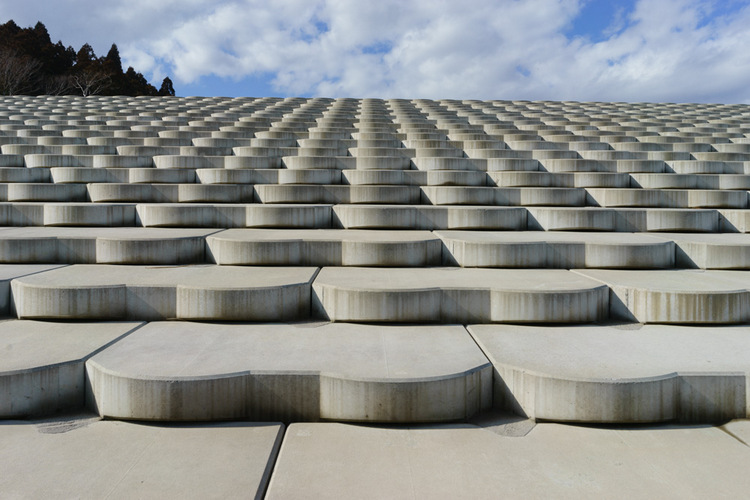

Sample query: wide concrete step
[575,269,750,323]
[471,324,750,422]
[207,229,441,266]
[0,227,219,264]
[137,203,332,228]
[11,265,318,321]
[437,231,674,268]
[85,321,491,422]
[312,267,609,323]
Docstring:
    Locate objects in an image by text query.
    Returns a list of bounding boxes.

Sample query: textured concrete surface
[266,419,750,499]
[313,267,609,323]
[11,264,318,320]
[0,414,283,499]
[86,321,491,422]
[470,324,750,422]
[0,320,142,417]
[207,228,442,266]
[2,95,750,496]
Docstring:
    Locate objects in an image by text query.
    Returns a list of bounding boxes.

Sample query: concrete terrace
[1,95,749,497]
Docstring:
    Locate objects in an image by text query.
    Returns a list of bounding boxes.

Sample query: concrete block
[313,267,608,323]
[86,322,491,422]
[470,324,749,422]
[12,265,318,321]
[207,229,441,266]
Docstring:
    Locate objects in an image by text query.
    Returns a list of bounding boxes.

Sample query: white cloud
[5,0,750,102]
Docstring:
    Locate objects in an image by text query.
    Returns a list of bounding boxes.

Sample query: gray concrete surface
[86,321,491,422]
[0,320,142,417]
[313,267,609,323]
[266,419,750,499]
[11,264,318,320]
[0,414,283,499]
[470,323,750,422]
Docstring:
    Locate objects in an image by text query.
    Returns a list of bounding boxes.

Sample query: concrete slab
[0,415,283,499]
[266,421,750,499]
[313,267,608,323]
[437,231,673,268]
[470,324,750,422]
[136,203,332,228]
[575,269,750,323]
[0,320,142,417]
[86,321,491,422]
[333,204,527,230]
[0,227,220,264]
[207,229,441,266]
[11,264,318,321]
[660,232,750,268]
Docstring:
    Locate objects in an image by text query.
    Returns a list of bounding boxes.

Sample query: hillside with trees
[0,20,175,96]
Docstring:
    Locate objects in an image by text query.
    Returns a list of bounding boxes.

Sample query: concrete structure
[1,95,749,496]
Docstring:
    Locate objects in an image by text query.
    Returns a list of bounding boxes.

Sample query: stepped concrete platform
[437,231,674,268]
[313,267,608,323]
[470,324,750,422]
[2,95,750,495]
[0,227,219,263]
[575,269,750,323]
[11,264,317,320]
[86,321,491,422]
[207,229,441,266]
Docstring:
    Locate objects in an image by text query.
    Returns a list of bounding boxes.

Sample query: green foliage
[0,20,174,96]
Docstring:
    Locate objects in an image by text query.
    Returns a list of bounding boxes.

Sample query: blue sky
[3,0,750,103]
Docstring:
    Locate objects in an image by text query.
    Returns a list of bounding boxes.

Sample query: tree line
[0,20,175,97]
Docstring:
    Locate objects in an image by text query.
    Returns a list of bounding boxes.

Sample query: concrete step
[12,265,318,321]
[471,324,750,422]
[86,321,491,422]
[207,229,441,266]
[0,227,219,264]
[575,269,750,323]
[313,267,608,323]
[437,231,674,268]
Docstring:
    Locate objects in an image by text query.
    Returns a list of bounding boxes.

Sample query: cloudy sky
[3,0,750,103]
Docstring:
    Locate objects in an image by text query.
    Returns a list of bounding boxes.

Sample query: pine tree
[158,76,175,96]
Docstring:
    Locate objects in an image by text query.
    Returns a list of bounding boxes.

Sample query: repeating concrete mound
[1,95,750,425]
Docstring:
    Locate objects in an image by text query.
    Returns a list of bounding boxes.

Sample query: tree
[158,76,175,96]
[0,49,42,95]
[71,68,110,96]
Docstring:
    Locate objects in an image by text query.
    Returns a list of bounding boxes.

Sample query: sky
[2,0,750,103]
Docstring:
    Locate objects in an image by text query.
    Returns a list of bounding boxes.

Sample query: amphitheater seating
[1,95,749,426]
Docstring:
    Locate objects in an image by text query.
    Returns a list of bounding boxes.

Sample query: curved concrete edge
[0,320,143,418]
[312,270,608,323]
[332,205,527,230]
[206,230,442,266]
[12,265,318,321]
[469,325,748,423]
[176,284,311,321]
[437,231,674,268]
[85,322,491,422]
[319,367,492,422]
[95,236,209,264]
[136,203,333,228]
[574,270,750,323]
[12,281,128,319]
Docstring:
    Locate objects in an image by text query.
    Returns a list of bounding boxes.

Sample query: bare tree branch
[71,69,110,97]
[0,49,42,95]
